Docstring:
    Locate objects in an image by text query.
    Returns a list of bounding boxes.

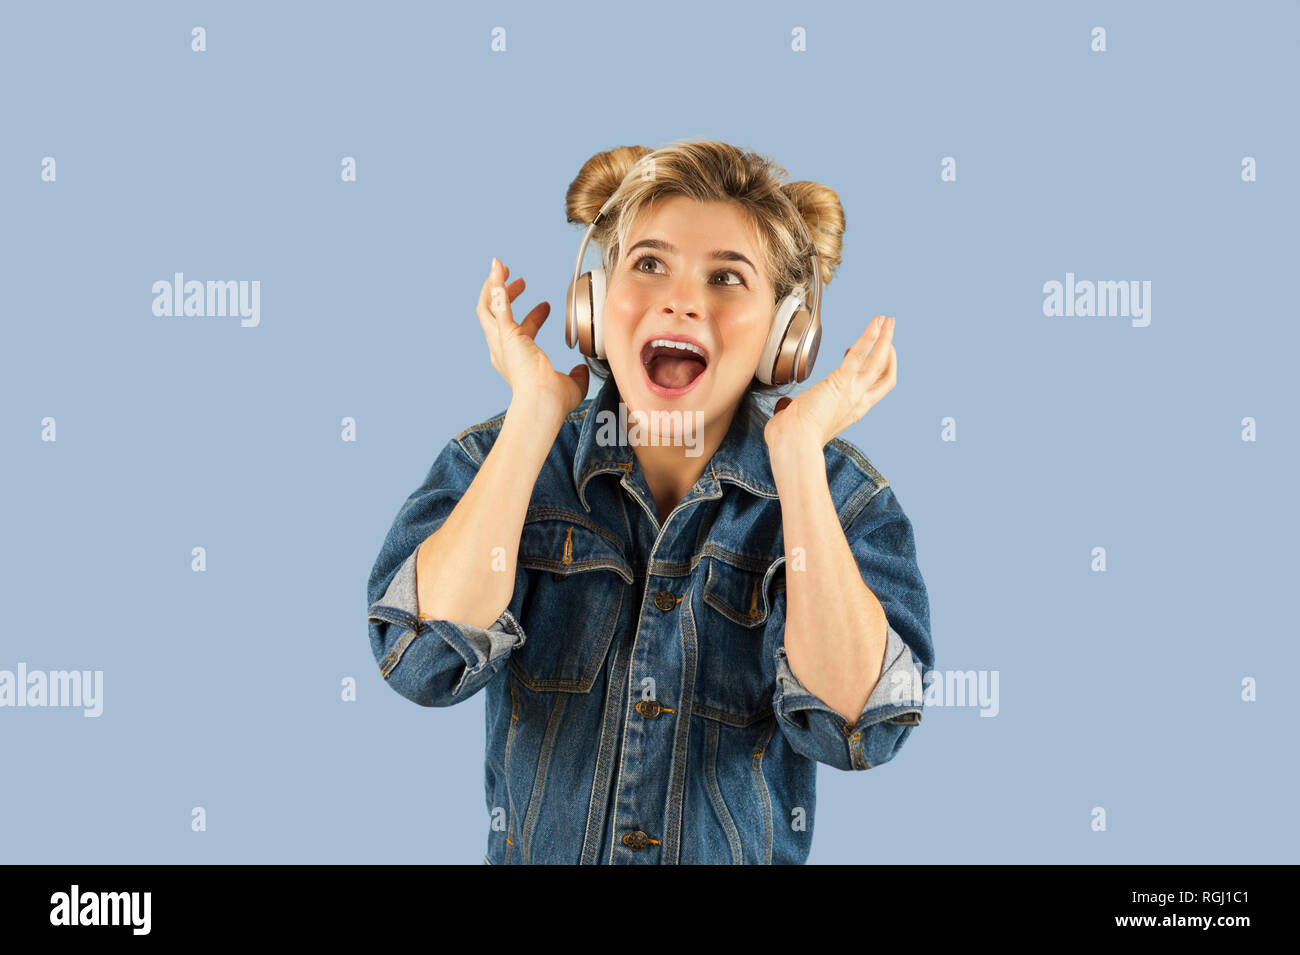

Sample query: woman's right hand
[477,257,590,420]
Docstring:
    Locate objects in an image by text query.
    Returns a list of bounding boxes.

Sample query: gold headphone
[565,150,823,386]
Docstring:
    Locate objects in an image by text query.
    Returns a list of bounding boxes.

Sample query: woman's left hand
[764,314,897,450]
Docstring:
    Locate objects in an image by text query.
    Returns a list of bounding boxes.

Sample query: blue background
[1,0,1296,863]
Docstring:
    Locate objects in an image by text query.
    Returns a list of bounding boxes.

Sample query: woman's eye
[630,254,747,287]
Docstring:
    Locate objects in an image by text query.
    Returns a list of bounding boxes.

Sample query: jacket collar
[572,375,779,513]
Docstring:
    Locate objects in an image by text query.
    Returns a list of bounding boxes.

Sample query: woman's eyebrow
[626,237,756,274]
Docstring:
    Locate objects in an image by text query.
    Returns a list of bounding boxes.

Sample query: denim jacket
[366,376,935,864]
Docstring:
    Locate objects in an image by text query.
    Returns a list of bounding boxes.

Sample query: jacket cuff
[773,623,925,772]
[368,549,525,695]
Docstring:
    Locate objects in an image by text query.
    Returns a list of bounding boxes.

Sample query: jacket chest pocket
[512,513,633,693]
[693,552,787,726]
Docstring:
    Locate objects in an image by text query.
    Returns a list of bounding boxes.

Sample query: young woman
[366,140,935,865]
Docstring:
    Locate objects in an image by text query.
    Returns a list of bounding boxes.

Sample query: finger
[488,282,513,322]
[518,300,551,339]
[843,316,885,367]
[480,287,518,348]
[493,277,528,318]
[477,261,504,330]
[860,319,896,390]
[862,343,898,403]
[475,289,497,342]
[569,363,591,405]
[848,315,894,377]
[476,260,516,350]
[478,259,519,327]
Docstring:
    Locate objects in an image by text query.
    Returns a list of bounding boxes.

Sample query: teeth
[648,338,706,360]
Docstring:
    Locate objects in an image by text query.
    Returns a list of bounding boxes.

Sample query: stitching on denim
[884,710,922,726]
[700,556,786,629]
[503,672,519,864]
[838,465,891,531]
[665,582,698,865]
[582,630,631,865]
[692,702,775,727]
[708,465,779,499]
[649,556,694,576]
[865,705,924,726]
[521,690,568,864]
[423,619,486,688]
[783,687,923,728]
[454,412,506,445]
[849,729,867,770]
[525,507,626,551]
[379,631,416,675]
[702,584,765,627]
[828,437,887,488]
[837,479,879,531]
[752,718,777,865]
[577,462,633,511]
[369,605,418,632]
[700,542,775,573]
[703,720,743,864]
[776,645,923,728]
[707,575,763,626]
[519,556,633,585]
[379,628,418,678]
[494,608,526,652]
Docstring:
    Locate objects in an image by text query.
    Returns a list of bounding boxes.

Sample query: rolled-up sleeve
[366,435,529,707]
[771,483,935,772]
[774,624,925,771]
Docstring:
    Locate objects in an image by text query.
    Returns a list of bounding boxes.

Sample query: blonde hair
[564,138,846,425]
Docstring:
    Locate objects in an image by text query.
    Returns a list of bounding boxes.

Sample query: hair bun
[780,181,846,286]
[565,145,654,227]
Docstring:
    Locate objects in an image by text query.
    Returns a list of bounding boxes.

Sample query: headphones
[565,149,823,386]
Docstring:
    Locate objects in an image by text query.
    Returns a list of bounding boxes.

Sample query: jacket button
[653,590,677,611]
[635,699,662,719]
[622,829,651,851]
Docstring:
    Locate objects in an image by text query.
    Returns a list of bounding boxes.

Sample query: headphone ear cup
[789,309,821,384]
[565,267,606,359]
[756,294,801,385]
[757,295,822,386]
[589,267,606,359]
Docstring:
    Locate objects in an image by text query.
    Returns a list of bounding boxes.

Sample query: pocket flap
[702,552,785,629]
[518,510,633,583]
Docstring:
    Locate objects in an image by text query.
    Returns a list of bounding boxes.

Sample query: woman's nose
[659,278,703,319]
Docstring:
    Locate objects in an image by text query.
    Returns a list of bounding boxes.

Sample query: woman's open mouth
[640,337,709,397]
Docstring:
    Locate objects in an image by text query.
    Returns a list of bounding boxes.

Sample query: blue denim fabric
[366,376,935,864]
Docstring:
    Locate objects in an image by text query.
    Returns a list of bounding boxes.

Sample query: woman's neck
[629,398,739,527]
